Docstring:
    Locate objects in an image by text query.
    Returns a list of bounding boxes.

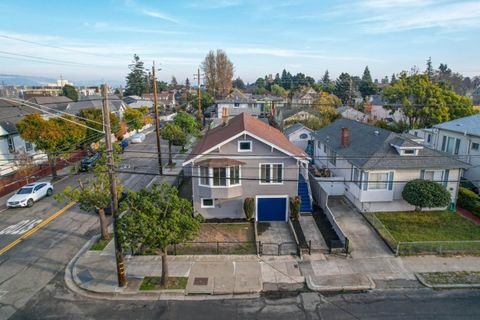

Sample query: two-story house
[411,114,480,191]
[216,89,263,119]
[311,118,469,212]
[183,112,312,221]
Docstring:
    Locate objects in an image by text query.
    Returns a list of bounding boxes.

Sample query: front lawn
[139,276,188,290]
[373,211,480,242]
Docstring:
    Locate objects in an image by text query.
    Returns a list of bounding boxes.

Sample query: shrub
[243,197,255,221]
[402,179,451,211]
[289,196,301,220]
[457,187,480,218]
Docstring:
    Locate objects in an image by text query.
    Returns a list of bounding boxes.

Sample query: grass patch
[373,211,480,242]
[139,276,188,290]
[420,271,480,285]
[90,234,113,251]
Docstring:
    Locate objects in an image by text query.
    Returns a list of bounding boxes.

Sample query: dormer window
[390,137,423,156]
[403,149,415,155]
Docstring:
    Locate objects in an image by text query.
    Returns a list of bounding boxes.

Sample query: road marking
[0,219,43,235]
[0,202,76,255]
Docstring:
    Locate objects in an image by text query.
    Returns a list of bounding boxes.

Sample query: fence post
[278,243,281,256]
[216,241,219,254]
[395,242,400,256]
[259,241,262,255]
[174,244,177,256]
[309,240,312,255]
[345,237,349,256]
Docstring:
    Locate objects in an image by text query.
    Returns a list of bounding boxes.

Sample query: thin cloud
[141,9,179,23]
[84,22,185,35]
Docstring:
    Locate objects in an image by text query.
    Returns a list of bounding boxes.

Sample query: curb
[64,235,260,301]
[415,273,480,289]
[305,275,375,293]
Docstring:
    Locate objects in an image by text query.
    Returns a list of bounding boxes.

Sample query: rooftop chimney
[222,107,229,126]
[341,127,349,147]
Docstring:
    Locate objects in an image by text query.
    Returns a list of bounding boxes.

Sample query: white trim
[255,195,289,222]
[366,170,392,191]
[198,166,210,187]
[237,140,252,152]
[259,163,284,185]
[197,165,242,188]
[182,130,310,166]
[201,198,215,208]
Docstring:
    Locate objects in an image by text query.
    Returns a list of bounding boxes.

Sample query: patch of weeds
[89,234,113,251]
[139,276,188,290]
[420,271,480,285]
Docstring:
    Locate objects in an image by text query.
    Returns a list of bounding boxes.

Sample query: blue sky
[0,0,479,84]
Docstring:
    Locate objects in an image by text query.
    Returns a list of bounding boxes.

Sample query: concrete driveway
[328,196,392,259]
[257,222,297,255]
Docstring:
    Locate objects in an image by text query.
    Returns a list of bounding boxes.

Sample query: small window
[299,133,308,139]
[230,166,240,185]
[238,141,252,152]
[472,142,479,151]
[403,149,415,155]
[199,166,210,186]
[213,167,227,186]
[7,136,15,153]
[260,163,283,184]
[25,141,33,152]
[201,198,215,208]
[234,103,240,107]
[427,134,432,143]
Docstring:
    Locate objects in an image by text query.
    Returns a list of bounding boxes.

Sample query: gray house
[183,113,312,221]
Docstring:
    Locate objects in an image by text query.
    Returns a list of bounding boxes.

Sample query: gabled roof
[0,98,43,135]
[433,113,480,137]
[312,118,469,170]
[28,96,72,112]
[284,123,312,137]
[216,88,256,104]
[184,113,308,164]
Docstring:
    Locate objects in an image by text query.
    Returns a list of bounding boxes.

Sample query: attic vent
[373,130,379,136]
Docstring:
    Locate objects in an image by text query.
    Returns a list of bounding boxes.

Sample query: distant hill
[0,74,56,86]
[0,74,124,87]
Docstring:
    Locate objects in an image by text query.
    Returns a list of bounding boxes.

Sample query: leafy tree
[243,198,255,221]
[382,71,476,128]
[185,91,214,111]
[17,114,86,179]
[359,66,377,99]
[125,54,147,96]
[123,106,145,132]
[118,183,202,285]
[390,73,397,84]
[201,49,234,98]
[55,159,123,241]
[79,108,120,142]
[402,179,451,211]
[333,73,352,105]
[232,77,245,89]
[314,92,342,108]
[161,123,186,164]
[174,112,198,137]
[255,77,266,89]
[170,76,178,88]
[271,84,288,98]
[62,84,78,102]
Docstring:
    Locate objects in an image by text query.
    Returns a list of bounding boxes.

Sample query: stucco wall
[190,134,300,219]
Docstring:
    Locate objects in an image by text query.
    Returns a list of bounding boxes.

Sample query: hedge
[457,187,480,218]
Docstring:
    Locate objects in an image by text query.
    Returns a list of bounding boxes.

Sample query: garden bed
[90,234,113,251]
[419,271,480,286]
[139,276,188,290]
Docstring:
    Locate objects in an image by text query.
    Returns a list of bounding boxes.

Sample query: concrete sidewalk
[68,235,304,299]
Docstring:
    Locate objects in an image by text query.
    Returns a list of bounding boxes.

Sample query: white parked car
[7,182,53,208]
[130,132,146,144]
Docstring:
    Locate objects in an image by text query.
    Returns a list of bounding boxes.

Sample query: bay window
[200,166,210,186]
[198,165,241,187]
[230,166,240,185]
[364,171,394,191]
[213,167,227,186]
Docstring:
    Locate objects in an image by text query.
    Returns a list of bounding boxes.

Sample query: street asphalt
[0,131,179,319]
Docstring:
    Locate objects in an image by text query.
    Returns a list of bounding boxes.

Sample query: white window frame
[259,163,284,185]
[442,136,460,155]
[367,171,390,191]
[198,165,242,188]
[471,142,479,151]
[237,140,252,152]
[299,133,309,139]
[423,170,444,183]
[7,135,15,153]
[201,198,215,208]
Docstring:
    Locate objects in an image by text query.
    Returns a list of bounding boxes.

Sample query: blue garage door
[257,197,287,221]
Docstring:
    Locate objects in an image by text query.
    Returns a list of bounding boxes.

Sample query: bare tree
[201,49,233,98]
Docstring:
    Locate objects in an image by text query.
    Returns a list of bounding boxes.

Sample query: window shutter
[388,171,394,190]
[443,169,449,187]
[441,136,446,151]
[362,172,368,191]
[420,169,425,179]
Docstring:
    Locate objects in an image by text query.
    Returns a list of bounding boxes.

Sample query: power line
[0,50,94,67]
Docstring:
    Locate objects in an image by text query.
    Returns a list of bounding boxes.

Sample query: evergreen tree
[391,73,397,84]
[185,77,191,88]
[359,66,377,98]
[62,84,78,102]
[170,76,178,88]
[125,54,147,96]
[333,73,352,105]
[321,70,331,84]
[425,57,434,80]
[232,77,245,89]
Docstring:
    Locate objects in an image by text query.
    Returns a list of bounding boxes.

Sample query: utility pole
[194,68,202,126]
[152,61,163,175]
[101,84,127,288]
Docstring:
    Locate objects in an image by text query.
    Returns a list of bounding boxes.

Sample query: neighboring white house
[0,98,47,176]
[311,118,469,212]
[216,89,264,119]
[123,95,154,109]
[284,123,312,150]
[410,113,480,190]
[65,94,127,117]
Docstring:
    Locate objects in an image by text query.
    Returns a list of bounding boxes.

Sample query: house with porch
[311,118,469,212]
[183,112,312,221]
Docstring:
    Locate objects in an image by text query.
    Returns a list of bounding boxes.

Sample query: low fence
[167,241,257,255]
[363,212,480,256]
[259,241,299,256]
